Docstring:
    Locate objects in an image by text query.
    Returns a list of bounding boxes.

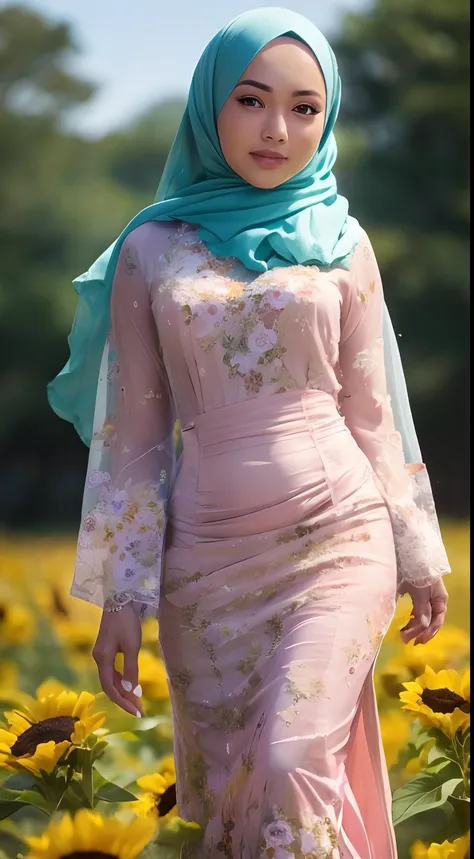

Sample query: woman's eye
[293,104,318,116]
[238,96,263,108]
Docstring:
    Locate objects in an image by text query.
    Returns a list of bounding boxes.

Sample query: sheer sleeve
[70,229,177,617]
[338,232,451,590]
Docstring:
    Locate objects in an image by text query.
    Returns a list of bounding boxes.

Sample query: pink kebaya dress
[71,221,450,858]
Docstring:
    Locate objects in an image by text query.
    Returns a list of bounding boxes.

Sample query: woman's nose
[261,112,288,144]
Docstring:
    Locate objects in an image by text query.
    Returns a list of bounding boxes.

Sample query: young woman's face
[217,37,327,190]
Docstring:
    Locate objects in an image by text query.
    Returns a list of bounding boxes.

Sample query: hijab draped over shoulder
[48,7,362,445]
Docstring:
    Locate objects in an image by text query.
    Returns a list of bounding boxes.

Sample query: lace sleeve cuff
[71,473,166,612]
[385,464,451,589]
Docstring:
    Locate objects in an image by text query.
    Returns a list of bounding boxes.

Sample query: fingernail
[136,710,142,719]
[420,615,430,628]
[121,679,133,692]
[431,629,440,639]
[133,684,142,698]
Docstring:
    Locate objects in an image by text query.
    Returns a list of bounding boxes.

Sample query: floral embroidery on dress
[351,338,383,376]
[278,663,326,727]
[91,417,117,447]
[74,471,166,608]
[185,751,216,826]
[258,806,339,858]
[156,227,328,397]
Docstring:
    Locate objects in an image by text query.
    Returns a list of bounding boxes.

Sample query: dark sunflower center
[61,853,117,858]
[52,586,69,617]
[421,687,471,715]
[0,604,6,621]
[11,715,79,757]
[155,782,177,817]
[69,640,92,655]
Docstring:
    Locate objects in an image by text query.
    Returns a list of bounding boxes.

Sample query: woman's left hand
[397,578,449,646]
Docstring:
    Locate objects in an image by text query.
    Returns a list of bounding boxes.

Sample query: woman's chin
[241,170,289,190]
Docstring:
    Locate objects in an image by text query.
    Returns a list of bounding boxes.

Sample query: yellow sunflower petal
[3,709,32,736]
[35,679,67,700]
[401,681,424,695]
[117,814,157,857]
[71,711,106,745]
[22,833,51,859]
[23,810,157,859]
[15,739,70,776]
[72,690,96,718]
[137,772,168,794]
[157,753,176,777]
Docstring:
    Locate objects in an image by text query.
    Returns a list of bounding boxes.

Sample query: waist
[180,389,347,448]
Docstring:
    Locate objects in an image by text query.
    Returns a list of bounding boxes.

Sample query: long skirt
[158,389,399,859]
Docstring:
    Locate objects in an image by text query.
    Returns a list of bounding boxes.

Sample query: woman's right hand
[92,602,144,717]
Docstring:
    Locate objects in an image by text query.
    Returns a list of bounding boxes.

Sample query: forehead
[240,36,325,86]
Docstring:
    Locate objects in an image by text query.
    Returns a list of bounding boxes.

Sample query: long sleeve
[71,231,177,616]
[338,232,451,590]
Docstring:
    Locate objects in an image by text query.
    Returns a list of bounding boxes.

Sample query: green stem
[51,764,75,814]
[81,754,94,808]
[451,735,470,799]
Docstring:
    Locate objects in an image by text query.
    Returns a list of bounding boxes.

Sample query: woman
[48,8,451,858]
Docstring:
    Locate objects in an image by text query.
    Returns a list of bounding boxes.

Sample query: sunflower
[0,600,35,645]
[400,666,470,739]
[23,809,156,859]
[0,680,105,774]
[135,770,177,821]
[410,834,470,859]
[156,753,176,778]
[0,659,18,691]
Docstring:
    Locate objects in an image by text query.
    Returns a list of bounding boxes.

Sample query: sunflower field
[0,524,470,859]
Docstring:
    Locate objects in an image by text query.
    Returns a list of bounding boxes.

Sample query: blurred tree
[102,99,185,195]
[0,6,182,527]
[0,6,96,526]
[0,0,469,528]
[334,0,469,514]
[0,4,94,114]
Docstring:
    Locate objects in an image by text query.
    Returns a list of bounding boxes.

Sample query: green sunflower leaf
[16,789,49,814]
[0,789,21,802]
[93,778,138,803]
[63,777,93,811]
[425,756,461,774]
[0,800,27,821]
[392,770,464,826]
[90,739,109,763]
[448,795,471,831]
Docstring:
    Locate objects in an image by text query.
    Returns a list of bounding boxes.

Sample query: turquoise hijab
[48,7,362,446]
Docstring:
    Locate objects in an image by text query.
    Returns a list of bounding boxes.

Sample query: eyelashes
[236,96,319,116]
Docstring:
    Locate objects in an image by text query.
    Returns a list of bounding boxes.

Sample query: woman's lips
[250,152,288,169]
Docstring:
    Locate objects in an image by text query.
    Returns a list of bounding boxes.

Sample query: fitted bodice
[145,221,349,427]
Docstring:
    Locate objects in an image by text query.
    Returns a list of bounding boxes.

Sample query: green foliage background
[0,0,469,529]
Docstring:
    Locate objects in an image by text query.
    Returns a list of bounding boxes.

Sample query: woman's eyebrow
[234,79,323,99]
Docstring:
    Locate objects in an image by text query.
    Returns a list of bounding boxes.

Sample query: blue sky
[3,0,371,137]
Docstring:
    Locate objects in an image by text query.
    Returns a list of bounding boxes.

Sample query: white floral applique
[351,338,383,376]
[259,807,338,858]
[74,472,166,609]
